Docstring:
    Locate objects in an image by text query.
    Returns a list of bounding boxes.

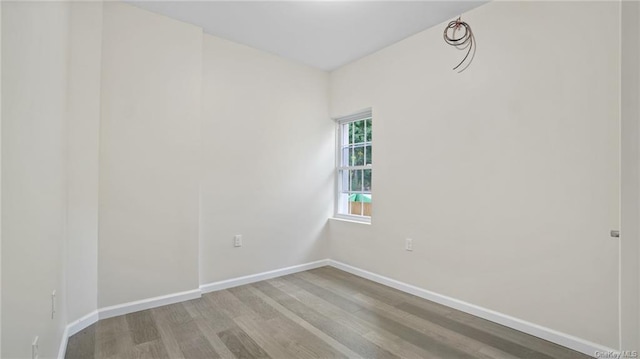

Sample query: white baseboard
[98,288,202,320]
[59,259,330,358]
[59,311,99,358]
[199,259,330,293]
[58,258,616,359]
[327,259,617,357]
[58,289,201,359]
[58,326,70,359]
[67,310,99,337]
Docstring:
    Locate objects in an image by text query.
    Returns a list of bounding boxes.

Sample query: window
[336,110,372,221]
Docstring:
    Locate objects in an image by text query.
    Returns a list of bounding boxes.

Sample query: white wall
[1,2,71,357]
[66,1,103,324]
[329,1,620,349]
[199,35,333,284]
[98,2,202,308]
[621,0,640,351]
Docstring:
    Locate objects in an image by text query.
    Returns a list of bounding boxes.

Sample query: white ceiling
[128,1,486,71]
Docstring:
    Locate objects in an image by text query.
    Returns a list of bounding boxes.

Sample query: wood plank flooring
[65,267,592,359]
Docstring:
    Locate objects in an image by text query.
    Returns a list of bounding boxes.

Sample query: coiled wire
[443,17,476,72]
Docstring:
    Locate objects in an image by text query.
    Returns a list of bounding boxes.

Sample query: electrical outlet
[51,290,56,319]
[32,336,39,359]
[405,238,413,251]
[234,235,242,247]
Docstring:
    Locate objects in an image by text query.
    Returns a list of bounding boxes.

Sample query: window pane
[350,169,363,192]
[366,118,372,142]
[363,169,372,192]
[365,145,372,165]
[351,120,365,144]
[348,193,372,217]
[349,197,364,216]
[364,194,372,216]
[347,122,356,144]
[351,145,365,166]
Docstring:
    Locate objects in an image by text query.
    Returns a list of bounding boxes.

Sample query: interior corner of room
[1,0,639,358]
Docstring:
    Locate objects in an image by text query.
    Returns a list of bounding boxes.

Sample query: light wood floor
[65,267,591,359]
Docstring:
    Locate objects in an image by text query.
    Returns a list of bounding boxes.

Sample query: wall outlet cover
[405,238,413,251]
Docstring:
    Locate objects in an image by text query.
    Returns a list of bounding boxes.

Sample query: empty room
[1,0,640,358]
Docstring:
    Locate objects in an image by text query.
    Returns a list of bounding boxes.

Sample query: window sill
[329,216,371,225]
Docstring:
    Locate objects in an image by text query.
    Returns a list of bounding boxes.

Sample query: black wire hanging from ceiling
[443,17,476,73]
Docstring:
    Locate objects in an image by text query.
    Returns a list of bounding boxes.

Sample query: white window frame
[334,109,372,223]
